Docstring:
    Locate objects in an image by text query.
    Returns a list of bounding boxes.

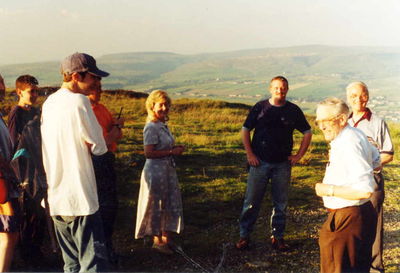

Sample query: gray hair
[346,81,369,96]
[317,97,350,117]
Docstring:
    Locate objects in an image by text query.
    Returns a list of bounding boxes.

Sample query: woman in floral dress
[135,90,184,255]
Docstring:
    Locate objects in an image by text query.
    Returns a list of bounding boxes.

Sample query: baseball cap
[61,52,109,78]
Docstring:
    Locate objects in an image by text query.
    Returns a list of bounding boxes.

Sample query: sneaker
[271,237,289,252]
[235,238,249,250]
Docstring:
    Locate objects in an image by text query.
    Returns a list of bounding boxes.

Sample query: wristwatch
[327,185,335,197]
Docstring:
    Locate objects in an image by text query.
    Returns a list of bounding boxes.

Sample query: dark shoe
[235,238,249,250]
[152,243,174,255]
[271,237,289,252]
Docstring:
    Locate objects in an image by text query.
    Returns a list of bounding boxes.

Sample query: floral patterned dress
[135,121,183,238]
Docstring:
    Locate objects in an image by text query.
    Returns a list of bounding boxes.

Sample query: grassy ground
[3,91,399,272]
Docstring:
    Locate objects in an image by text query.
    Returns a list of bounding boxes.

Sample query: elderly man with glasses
[315,97,380,273]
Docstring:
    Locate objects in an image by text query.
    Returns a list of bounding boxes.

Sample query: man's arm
[7,108,18,149]
[288,131,312,165]
[380,119,394,166]
[380,153,393,166]
[242,128,259,167]
[315,183,372,200]
[104,116,124,145]
[80,98,107,156]
[104,126,122,147]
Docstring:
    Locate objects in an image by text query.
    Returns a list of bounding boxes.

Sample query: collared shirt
[41,88,107,216]
[322,126,378,209]
[348,108,394,155]
[243,99,311,163]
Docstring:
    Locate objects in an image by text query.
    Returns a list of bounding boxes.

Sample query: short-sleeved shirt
[143,121,174,149]
[91,103,117,152]
[41,88,107,216]
[348,108,394,155]
[243,99,311,163]
[7,106,39,151]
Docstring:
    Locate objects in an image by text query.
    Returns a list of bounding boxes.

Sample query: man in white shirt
[346,81,394,273]
[41,52,109,272]
[315,97,379,273]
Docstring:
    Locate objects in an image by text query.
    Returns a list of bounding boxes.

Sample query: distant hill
[1,45,400,119]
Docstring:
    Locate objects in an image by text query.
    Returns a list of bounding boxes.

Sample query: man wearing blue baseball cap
[41,53,109,272]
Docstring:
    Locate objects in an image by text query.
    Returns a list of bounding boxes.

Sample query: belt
[326,201,371,213]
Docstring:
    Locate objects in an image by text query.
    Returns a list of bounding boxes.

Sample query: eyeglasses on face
[314,114,343,128]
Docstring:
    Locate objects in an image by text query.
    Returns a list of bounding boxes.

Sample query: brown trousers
[319,202,377,273]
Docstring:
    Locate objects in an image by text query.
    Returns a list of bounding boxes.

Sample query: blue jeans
[52,212,109,272]
[239,160,291,239]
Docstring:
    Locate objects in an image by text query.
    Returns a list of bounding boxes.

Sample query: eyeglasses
[314,114,343,128]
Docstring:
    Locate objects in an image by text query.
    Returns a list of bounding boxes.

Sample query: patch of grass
[4,92,399,272]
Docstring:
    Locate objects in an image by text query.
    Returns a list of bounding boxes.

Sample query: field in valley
[3,91,399,272]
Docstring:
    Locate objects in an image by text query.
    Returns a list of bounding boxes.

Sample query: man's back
[41,88,107,216]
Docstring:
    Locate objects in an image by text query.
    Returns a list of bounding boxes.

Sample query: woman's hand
[172,145,185,156]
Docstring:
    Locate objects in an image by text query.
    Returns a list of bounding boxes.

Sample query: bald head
[346,81,369,113]
[346,81,369,97]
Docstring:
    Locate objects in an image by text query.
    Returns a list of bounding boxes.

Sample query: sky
[1,0,400,65]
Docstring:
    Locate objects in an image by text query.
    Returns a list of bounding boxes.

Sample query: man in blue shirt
[236,76,312,251]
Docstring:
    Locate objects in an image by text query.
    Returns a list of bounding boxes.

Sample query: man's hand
[247,152,260,167]
[86,142,93,154]
[315,183,329,197]
[288,153,302,165]
[114,117,125,128]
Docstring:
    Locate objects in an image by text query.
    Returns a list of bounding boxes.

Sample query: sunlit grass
[2,89,398,273]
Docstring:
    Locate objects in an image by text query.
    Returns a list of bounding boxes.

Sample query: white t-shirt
[322,126,379,209]
[41,88,107,216]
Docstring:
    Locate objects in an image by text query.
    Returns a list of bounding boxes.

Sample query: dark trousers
[371,173,385,272]
[319,202,377,273]
[19,195,47,266]
[92,152,118,260]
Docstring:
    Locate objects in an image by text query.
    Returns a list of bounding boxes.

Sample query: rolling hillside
[1,45,400,117]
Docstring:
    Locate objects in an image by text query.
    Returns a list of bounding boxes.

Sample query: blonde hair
[270,75,289,89]
[145,90,171,123]
[317,97,349,117]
